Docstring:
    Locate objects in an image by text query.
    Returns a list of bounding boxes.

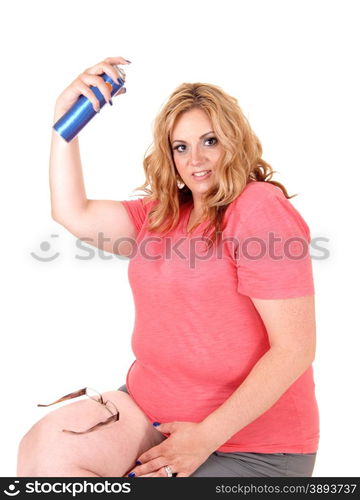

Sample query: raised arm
[49,56,136,256]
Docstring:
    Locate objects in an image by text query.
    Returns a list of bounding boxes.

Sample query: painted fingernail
[152,422,161,427]
[125,60,132,63]
[109,99,113,106]
[117,78,122,85]
[135,460,142,465]
[128,472,136,477]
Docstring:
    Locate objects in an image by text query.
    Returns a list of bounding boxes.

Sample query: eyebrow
[171,131,215,144]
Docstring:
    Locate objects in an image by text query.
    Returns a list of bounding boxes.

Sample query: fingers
[115,87,127,97]
[76,76,126,112]
[80,57,130,111]
[86,58,130,85]
[137,469,168,477]
[72,76,104,112]
[104,56,131,66]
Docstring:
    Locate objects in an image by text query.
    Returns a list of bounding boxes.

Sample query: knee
[17,427,35,476]
[16,418,52,477]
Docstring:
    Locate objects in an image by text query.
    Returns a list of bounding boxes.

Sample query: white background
[1,0,359,477]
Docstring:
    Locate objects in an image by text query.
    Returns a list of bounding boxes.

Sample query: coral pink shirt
[120,181,319,453]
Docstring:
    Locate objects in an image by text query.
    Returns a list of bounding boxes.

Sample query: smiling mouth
[192,170,212,178]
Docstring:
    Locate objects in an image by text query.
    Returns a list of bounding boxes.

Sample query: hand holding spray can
[53,64,127,143]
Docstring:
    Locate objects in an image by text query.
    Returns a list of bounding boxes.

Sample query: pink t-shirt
[120,180,319,453]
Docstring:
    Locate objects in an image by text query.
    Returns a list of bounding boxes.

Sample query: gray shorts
[117,384,317,477]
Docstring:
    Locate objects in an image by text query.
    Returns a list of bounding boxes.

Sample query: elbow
[288,348,315,378]
[51,211,60,222]
[51,210,64,225]
[302,350,315,370]
[296,346,316,370]
[273,344,316,371]
[303,337,317,365]
[273,328,316,368]
[294,342,316,366]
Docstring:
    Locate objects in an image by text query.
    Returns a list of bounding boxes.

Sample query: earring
[177,178,185,189]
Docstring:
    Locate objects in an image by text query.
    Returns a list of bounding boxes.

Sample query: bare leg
[17,390,166,477]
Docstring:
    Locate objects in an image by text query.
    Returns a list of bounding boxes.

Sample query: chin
[192,185,210,192]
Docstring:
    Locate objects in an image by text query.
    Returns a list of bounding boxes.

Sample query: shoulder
[138,196,158,213]
[120,196,158,232]
[225,181,311,240]
[234,180,284,209]
[121,196,157,214]
[227,181,284,222]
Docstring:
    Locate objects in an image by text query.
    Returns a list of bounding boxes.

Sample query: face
[170,107,223,207]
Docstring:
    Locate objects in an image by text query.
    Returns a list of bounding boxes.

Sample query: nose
[189,146,204,166]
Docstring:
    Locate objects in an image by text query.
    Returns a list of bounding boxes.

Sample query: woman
[17,56,319,478]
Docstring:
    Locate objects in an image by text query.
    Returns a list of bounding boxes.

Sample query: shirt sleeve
[233,185,315,299]
[120,197,149,233]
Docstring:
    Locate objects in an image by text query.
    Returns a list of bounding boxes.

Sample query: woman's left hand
[125,421,217,477]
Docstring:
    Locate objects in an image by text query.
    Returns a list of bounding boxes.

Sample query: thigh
[284,452,317,477]
[117,386,317,478]
[190,451,317,477]
[19,389,167,477]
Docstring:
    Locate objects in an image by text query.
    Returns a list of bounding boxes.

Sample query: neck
[191,195,205,216]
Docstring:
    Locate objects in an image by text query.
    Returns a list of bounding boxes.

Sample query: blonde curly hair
[131,82,296,248]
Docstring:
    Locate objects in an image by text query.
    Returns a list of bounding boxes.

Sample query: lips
[192,170,211,176]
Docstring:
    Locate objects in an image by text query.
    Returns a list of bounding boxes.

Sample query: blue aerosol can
[53,66,126,142]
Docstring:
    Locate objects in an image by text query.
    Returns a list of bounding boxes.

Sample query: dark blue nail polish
[128,472,136,477]
[152,422,161,427]
[135,460,142,465]
[117,78,122,85]
[109,99,113,106]
[125,59,132,63]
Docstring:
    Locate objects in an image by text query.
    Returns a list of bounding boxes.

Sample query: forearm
[199,346,314,450]
[49,103,88,220]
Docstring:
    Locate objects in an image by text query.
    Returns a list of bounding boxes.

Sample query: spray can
[53,66,126,142]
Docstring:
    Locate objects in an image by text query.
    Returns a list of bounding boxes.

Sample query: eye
[173,144,186,153]
[205,137,218,146]
[172,137,218,153]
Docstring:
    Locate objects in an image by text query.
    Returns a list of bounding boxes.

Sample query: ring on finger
[164,465,173,477]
